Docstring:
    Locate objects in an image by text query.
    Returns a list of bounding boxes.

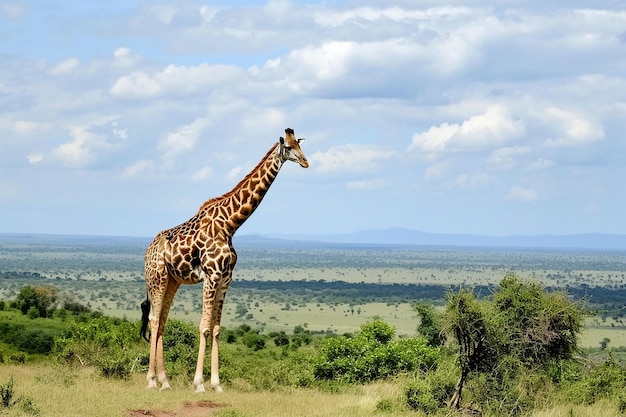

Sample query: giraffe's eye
[284,146,292,151]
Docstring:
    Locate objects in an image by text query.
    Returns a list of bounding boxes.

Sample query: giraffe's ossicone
[141,128,308,393]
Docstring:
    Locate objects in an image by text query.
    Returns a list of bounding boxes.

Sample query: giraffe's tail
[140,295,150,342]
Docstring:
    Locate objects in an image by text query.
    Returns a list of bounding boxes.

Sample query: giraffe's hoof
[212,384,224,394]
[195,383,206,393]
[159,382,172,391]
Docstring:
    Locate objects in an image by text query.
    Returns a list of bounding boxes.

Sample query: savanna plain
[0,233,625,417]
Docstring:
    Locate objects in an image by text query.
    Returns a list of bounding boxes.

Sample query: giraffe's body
[141,128,308,392]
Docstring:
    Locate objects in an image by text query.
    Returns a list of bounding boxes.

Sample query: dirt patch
[129,401,224,417]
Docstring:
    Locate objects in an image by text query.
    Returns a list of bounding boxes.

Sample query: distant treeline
[231,279,478,304]
[230,279,626,313]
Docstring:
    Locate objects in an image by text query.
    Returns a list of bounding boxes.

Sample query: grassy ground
[1,364,625,417]
[0,364,414,417]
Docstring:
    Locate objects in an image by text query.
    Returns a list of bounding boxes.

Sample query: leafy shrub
[313,319,439,383]
[27,307,40,319]
[405,378,440,414]
[414,302,445,347]
[0,377,39,415]
[444,274,587,411]
[9,353,26,364]
[99,354,135,380]
[53,316,144,379]
[269,331,290,347]
[405,359,457,413]
[563,357,626,405]
[360,319,394,344]
[0,322,56,354]
[242,331,266,351]
[0,377,15,408]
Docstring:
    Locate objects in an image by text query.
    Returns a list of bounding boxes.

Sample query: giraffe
[140,128,309,393]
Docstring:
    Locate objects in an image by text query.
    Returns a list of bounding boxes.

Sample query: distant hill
[2,229,626,251]
[259,228,626,250]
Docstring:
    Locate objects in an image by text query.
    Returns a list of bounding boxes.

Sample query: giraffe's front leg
[209,323,223,393]
[147,315,159,389]
[193,275,218,393]
[193,327,209,393]
[209,292,227,393]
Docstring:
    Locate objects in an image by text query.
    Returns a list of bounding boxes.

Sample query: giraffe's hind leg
[193,281,229,393]
[146,277,179,390]
[155,279,180,390]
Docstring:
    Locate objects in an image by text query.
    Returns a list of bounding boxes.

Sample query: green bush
[0,377,39,415]
[313,319,439,383]
[563,357,626,405]
[444,274,588,411]
[27,307,40,319]
[242,332,266,351]
[0,377,15,408]
[405,378,440,414]
[405,359,457,413]
[53,316,144,379]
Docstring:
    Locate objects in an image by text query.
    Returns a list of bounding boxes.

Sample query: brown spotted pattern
[143,128,308,393]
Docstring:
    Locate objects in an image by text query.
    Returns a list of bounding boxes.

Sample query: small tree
[444,274,586,411]
[445,290,497,409]
[15,285,58,318]
[414,302,445,347]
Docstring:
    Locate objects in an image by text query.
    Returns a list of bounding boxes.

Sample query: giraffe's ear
[297,138,305,143]
[279,137,285,145]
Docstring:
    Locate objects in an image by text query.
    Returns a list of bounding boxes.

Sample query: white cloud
[542,107,605,147]
[52,130,102,168]
[506,185,538,202]
[114,47,131,58]
[27,154,44,165]
[410,106,525,154]
[488,146,531,170]
[313,6,473,27]
[158,117,211,159]
[310,144,395,174]
[0,2,27,19]
[199,6,220,22]
[424,161,449,181]
[123,160,154,178]
[147,4,178,24]
[48,57,80,75]
[13,120,51,135]
[110,63,244,100]
[111,121,128,140]
[191,166,213,182]
[288,41,355,81]
[242,108,286,132]
[227,166,244,181]
[49,119,125,168]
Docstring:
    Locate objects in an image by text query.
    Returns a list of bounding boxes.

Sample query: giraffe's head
[279,128,309,168]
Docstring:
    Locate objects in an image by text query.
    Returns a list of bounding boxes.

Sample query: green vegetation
[1,235,625,416]
[1,273,625,416]
[313,319,438,384]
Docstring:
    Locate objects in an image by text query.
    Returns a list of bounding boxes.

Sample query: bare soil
[129,401,223,417]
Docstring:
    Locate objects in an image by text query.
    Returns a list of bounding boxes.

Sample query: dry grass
[2,363,622,417]
[531,400,625,417]
[0,364,417,417]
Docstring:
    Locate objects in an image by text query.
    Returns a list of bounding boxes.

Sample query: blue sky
[1,0,626,238]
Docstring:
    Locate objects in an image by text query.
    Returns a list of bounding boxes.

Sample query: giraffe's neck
[202,143,283,237]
